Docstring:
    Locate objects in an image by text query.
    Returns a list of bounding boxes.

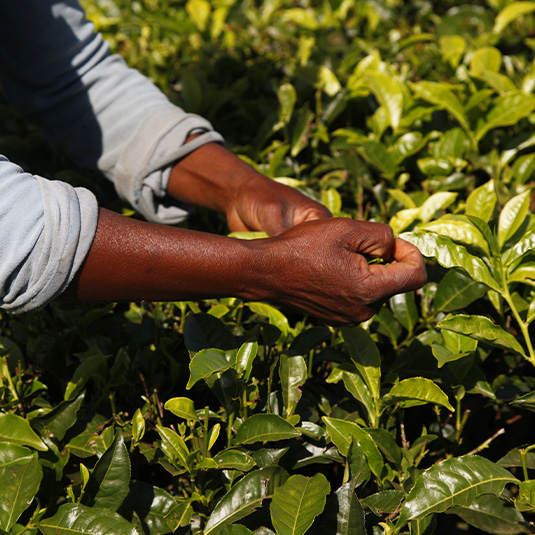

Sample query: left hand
[167,141,331,236]
[225,176,331,235]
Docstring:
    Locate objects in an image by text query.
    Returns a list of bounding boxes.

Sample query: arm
[64,210,426,326]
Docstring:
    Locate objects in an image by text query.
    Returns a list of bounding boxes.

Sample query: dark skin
[64,142,427,326]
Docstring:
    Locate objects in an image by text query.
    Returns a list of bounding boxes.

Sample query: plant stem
[502,275,535,365]
[519,444,535,481]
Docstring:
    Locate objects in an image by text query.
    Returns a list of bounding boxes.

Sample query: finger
[367,238,427,298]
[294,204,332,225]
[348,221,395,259]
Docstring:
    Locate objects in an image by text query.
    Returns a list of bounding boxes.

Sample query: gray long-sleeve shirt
[0,0,223,313]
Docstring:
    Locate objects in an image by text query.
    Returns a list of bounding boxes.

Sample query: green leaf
[31,391,85,442]
[271,474,330,535]
[434,270,488,313]
[82,432,130,511]
[204,466,288,534]
[278,83,297,124]
[398,455,518,527]
[121,481,191,534]
[400,232,501,291]
[214,450,256,471]
[187,348,232,389]
[183,313,236,352]
[419,192,458,223]
[39,503,140,535]
[498,190,531,249]
[421,215,489,254]
[235,414,301,445]
[0,413,46,451]
[450,494,527,534]
[247,302,290,337]
[466,180,496,223]
[358,140,396,178]
[515,480,535,512]
[340,326,381,402]
[438,314,526,357]
[382,377,454,411]
[185,0,211,32]
[316,482,365,534]
[439,35,466,68]
[164,397,199,422]
[390,292,418,334]
[65,348,108,401]
[466,215,499,256]
[410,81,469,133]
[280,355,307,418]
[156,426,190,469]
[366,71,403,131]
[494,1,535,34]
[475,92,535,143]
[322,417,384,478]
[327,365,376,427]
[362,490,404,516]
[470,47,502,77]
[0,444,42,532]
[502,228,535,266]
[235,341,258,383]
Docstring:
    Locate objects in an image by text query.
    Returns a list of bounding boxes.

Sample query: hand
[167,142,330,236]
[226,177,331,236]
[252,218,427,325]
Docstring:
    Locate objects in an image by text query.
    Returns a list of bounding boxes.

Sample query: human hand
[251,218,427,325]
[226,177,331,236]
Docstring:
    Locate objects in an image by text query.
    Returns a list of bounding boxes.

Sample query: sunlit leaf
[0,413,46,451]
[164,397,199,422]
[494,1,535,34]
[366,71,403,131]
[323,417,384,478]
[438,314,526,357]
[280,355,307,418]
[363,490,404,516]
[401,231,501,291]
[271,474,330,535]
[247,302,290,337]
[382,377,454,411]
[502,228,535,266]
[214,450,256,471]
[278,83,297,124]
[498,190,531,249]
[398,455,518,526]
[466,180,496,223]
[187,348,232,389]
[411,81,469,132]
[475,92,535,143]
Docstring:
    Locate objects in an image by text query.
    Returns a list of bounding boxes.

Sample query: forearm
[63,208,266,303]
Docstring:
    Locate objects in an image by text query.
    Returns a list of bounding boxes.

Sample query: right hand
[253,218,427,326]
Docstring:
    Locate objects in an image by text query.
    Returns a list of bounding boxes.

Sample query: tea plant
[1,0,535,534]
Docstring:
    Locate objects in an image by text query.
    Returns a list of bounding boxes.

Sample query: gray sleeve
[0,156,99,313]
[0,0,224,224]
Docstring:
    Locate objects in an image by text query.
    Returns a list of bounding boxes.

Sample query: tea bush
[1,1,535,534]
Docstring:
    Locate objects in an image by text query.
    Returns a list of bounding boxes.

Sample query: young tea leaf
[0,413,46,451]
[280,355,307,418]
[498,190,531,249]
[381,377,454,411]
[438,314,526,357]
[187,348,232,389]
[494,1,535,34]
[164,397,199,422]
[365,71,403,131]
[400,232,501,292]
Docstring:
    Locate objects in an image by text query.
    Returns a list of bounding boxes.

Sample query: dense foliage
[1,0,535,533]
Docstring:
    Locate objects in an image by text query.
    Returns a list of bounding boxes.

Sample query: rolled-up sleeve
[0,0,224,224]
[0,156,98,313]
